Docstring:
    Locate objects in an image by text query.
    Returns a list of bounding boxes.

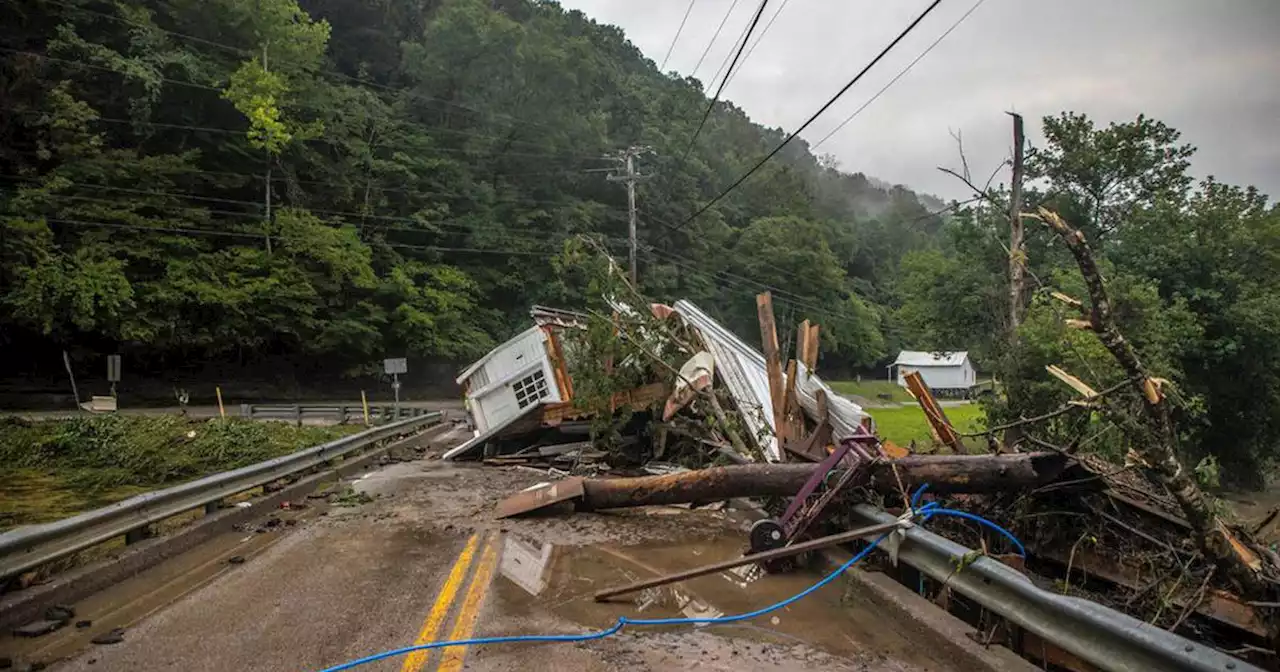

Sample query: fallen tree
[574,452,1070,511]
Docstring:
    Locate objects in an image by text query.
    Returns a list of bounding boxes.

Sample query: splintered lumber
[574,452,1069,511]
[902,371,966,454]
[756,292,786,449]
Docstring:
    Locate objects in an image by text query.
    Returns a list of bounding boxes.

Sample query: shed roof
[893,351,969,367]
[455,325,544,385]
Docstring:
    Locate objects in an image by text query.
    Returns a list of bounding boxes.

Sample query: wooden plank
[902,371,966,454]
[542,327,573,401]
[803,323,820,371]
[795,319,811,370]
[756,292,786,451]
[783,359,805,449]
[1046,364,1098,397]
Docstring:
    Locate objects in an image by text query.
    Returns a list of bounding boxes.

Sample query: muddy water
[487,532,953,671]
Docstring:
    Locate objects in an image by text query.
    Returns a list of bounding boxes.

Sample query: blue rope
[317,483,1023,672]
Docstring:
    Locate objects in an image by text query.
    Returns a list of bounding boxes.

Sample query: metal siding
[899,365,970,389]
[673,300,780,462]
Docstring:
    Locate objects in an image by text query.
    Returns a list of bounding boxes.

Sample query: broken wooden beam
[902,371,966,454]
[756,292,786,450]
[573,452,1070,511]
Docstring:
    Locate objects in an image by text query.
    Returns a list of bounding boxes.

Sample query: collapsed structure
[449,284,1280,671]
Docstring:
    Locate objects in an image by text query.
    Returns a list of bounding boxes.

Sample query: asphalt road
[5,424,963,672]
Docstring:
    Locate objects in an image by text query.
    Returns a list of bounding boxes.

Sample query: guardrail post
[293,404,302,427]
[205,500,220,515]
[125,526,153,545]
[241,403,251,419]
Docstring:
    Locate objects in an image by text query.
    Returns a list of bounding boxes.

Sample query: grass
[0,415,360,530]
[870,403,988,452]
[826,379,916,403]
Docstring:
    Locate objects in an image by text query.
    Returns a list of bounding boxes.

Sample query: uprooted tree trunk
[1033,207,1267,598]
[576,452,1070,511]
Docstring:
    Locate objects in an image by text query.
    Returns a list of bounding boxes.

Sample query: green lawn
[869,403,987,452]
[826,379,915,403]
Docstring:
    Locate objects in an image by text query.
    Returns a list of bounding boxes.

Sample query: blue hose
[317,484,1022,672]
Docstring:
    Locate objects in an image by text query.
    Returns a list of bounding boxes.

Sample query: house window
[513,369,550,409]
[470,367,489,390]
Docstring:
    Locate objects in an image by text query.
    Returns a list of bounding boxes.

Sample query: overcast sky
[558,0,1280,202]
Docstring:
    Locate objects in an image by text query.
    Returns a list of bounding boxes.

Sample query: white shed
[890,351,976,391]
[455,326,562,434]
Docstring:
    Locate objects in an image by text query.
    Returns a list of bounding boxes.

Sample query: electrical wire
[721,0,793,88]
[680,0,769,163]
[37,216,629,257]
[690,0,742,78]
[314,485,1024,672]
[675,0,946,230]
[811,0,987,151]
[661,0,699,70]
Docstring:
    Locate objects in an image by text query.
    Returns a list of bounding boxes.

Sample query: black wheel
[749,518,786,554]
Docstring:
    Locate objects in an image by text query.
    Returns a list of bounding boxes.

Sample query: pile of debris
[448,282,1280,668]
[445,296,870,472]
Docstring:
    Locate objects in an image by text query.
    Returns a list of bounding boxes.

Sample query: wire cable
[661,0,699,70]
[690,0,742,78]
[811,0,987,151]
[675,0,945,229]
[680,0,769,163]
[721,0,793,88]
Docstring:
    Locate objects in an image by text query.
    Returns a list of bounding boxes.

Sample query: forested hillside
[0,0,937,386]
[3,0,1279,479]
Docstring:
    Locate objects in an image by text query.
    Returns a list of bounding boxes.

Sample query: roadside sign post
[384,358,407,419]
[107,354,121,399]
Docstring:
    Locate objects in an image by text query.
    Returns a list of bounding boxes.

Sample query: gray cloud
[559,0,1280,201]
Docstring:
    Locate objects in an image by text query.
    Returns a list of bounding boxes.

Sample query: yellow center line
[400,533,482,672]
[437,532,502,672]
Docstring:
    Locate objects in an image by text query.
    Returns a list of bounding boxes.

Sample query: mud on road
[7,424,966,672]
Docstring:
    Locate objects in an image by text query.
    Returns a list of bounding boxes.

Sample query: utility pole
[1007,112,1026,335]
[606,146,653,287]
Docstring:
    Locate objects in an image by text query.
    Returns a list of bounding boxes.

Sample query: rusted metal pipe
[577,452,1069,511]
[593,519,903,602]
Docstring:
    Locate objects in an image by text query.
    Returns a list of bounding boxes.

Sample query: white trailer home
[890,351,976,394]
[455,326,562,435]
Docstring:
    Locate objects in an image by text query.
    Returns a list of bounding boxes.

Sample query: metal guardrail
[239,403,428,425]
[847,504,1259,672]
[0,411,442,580]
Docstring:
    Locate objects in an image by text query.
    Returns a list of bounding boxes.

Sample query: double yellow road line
[401,530,502,672]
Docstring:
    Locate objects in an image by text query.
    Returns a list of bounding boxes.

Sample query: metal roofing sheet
[672,300,779,462]
[893,350,969,367]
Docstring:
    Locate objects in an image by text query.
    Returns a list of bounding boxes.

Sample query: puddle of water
[491,530,949,667]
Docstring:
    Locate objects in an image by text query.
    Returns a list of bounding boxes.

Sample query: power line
[722,0,793,88]
[0,47,223,92]
[707,4,757,89]
[0,177,626,237]
[20,191,626,245]
[661,0,699,70]
[680,0,769,163]
[812,0,987,151]
[676,0,945,229]
[690,0,742,78]
[41,216,627,257]
[35,114,607,162]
